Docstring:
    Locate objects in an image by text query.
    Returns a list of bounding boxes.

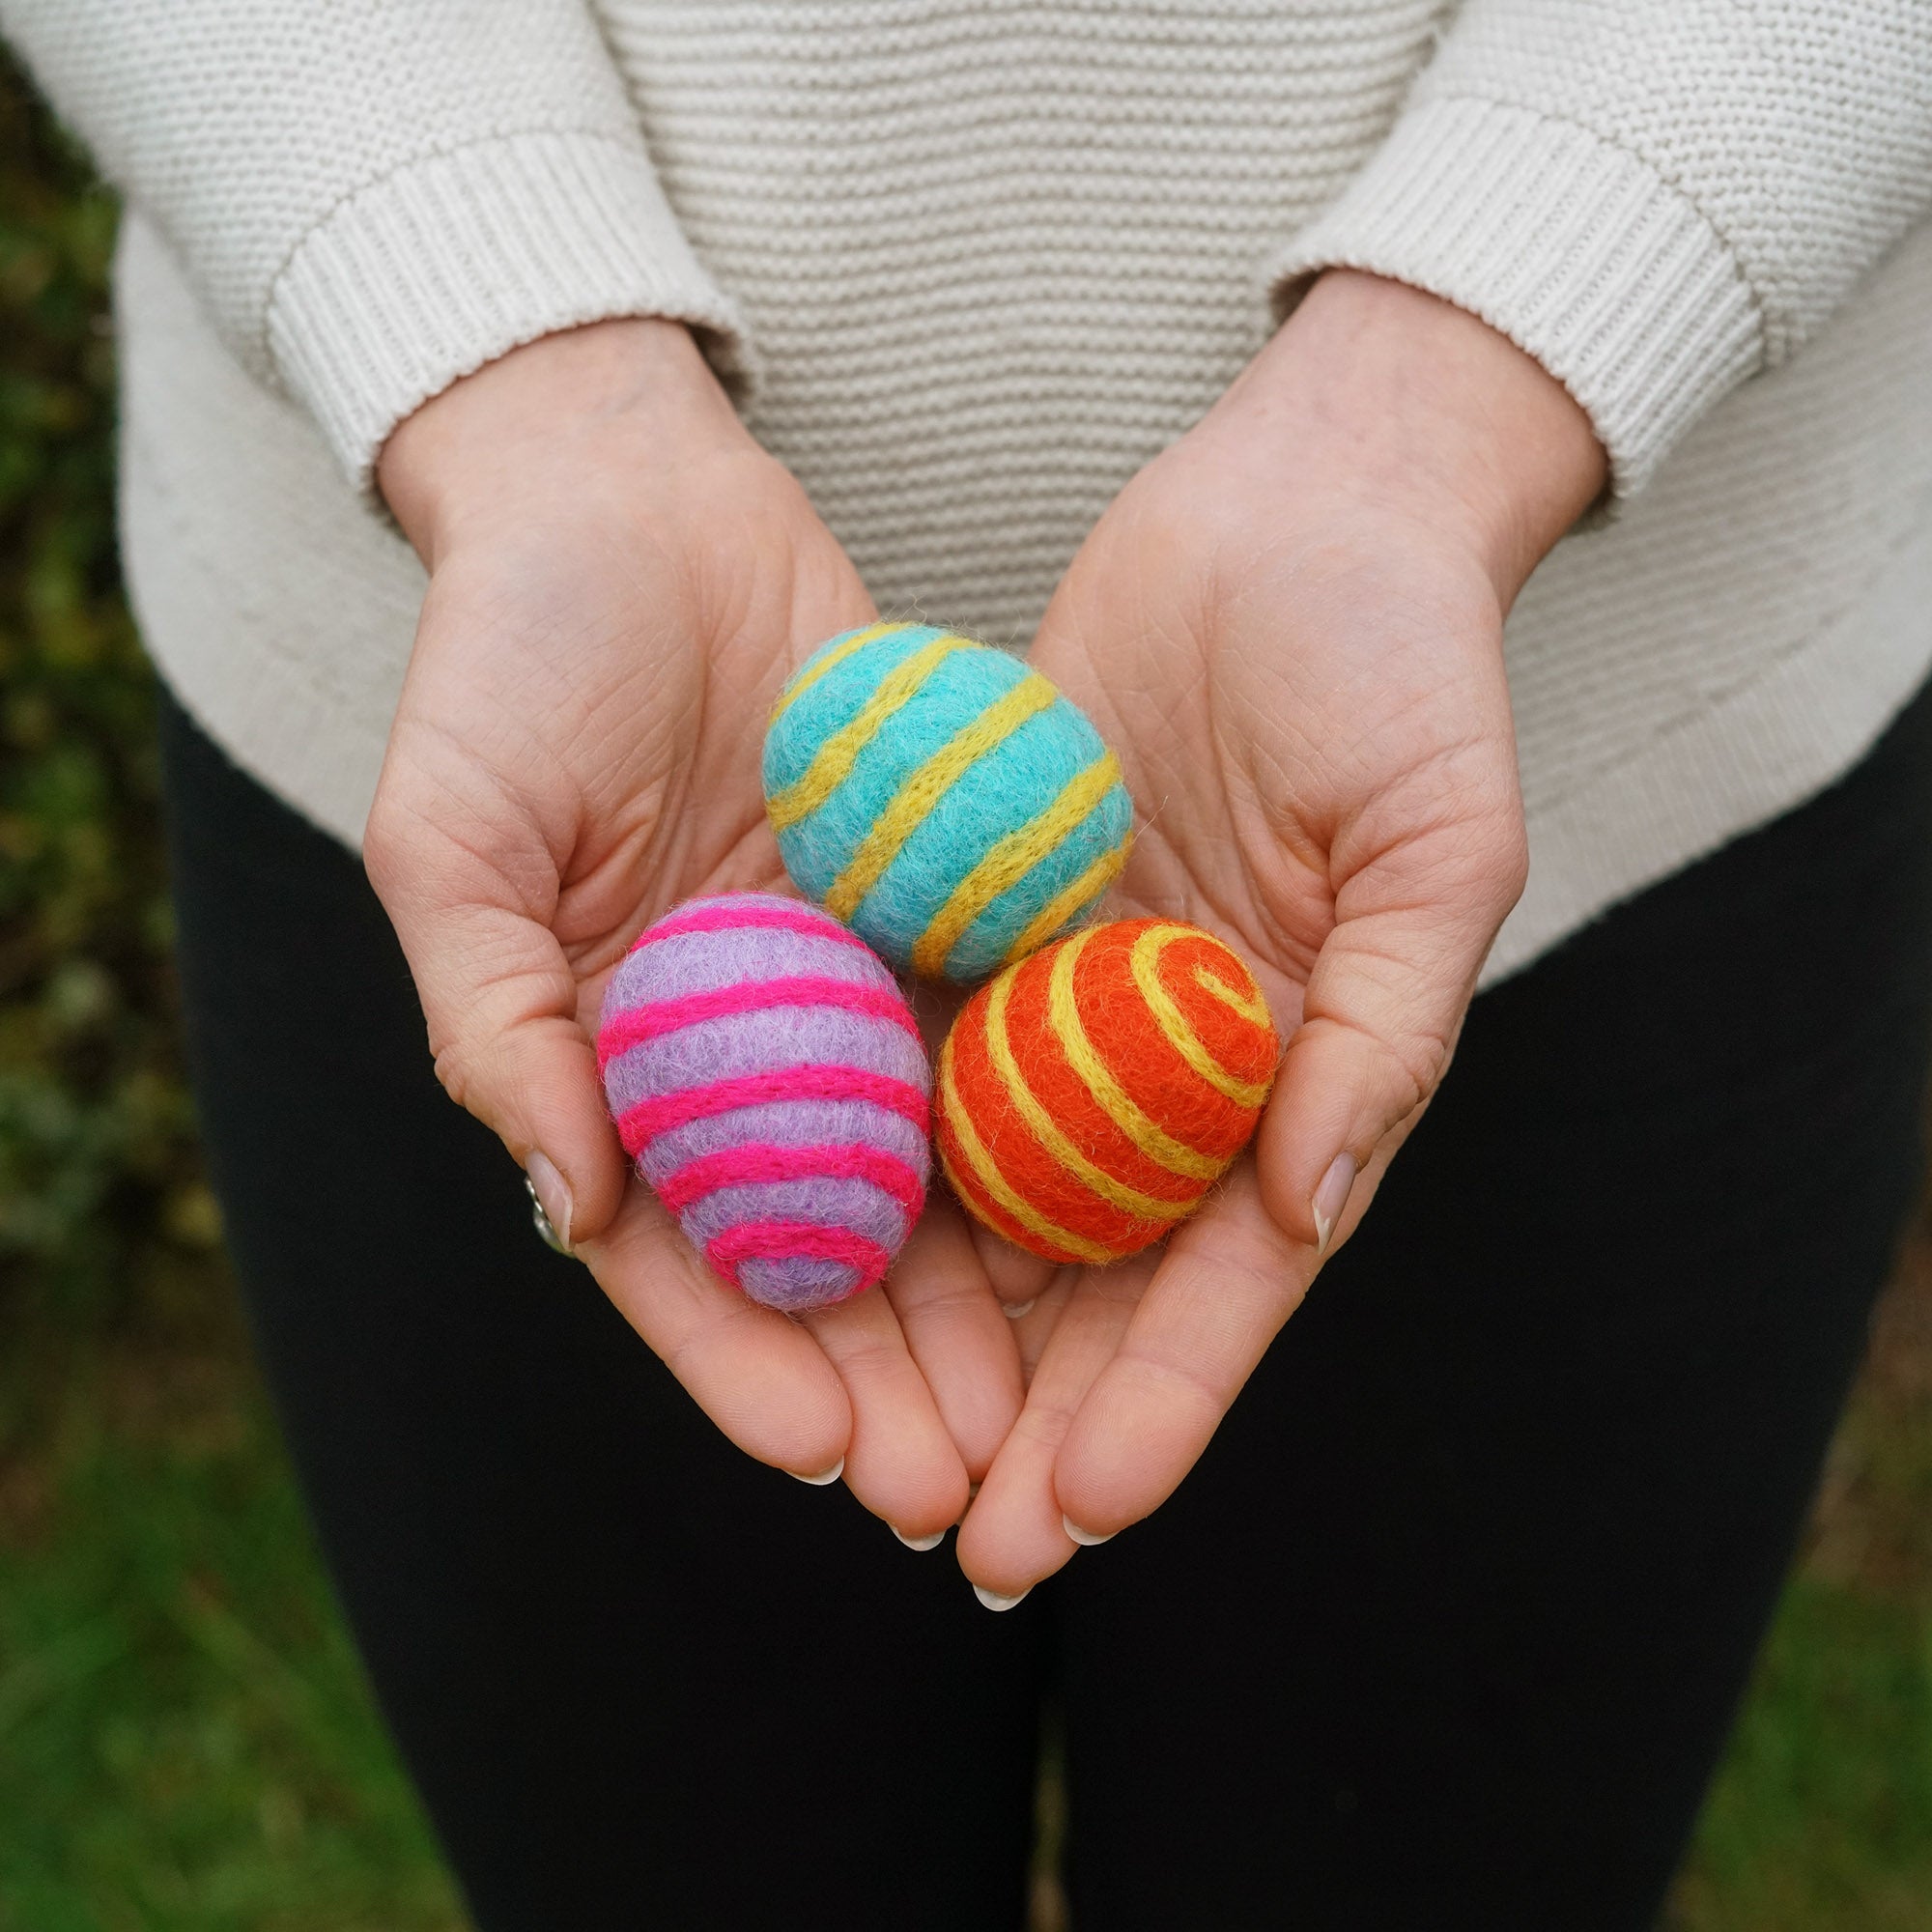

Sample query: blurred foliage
[0,37,1926,1932]
[1670,1244,1932,1930]
[0,48,200,1333]
[0,49,463,1930]
[0,1415,465,1932]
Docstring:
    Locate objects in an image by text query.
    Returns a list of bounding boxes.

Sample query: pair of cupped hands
[368,269,1604,1605]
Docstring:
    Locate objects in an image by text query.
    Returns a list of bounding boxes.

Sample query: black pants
[159,676,1932,1932]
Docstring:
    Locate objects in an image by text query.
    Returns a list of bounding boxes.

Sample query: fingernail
[974,1584,1031,1612]
[893,1525,947,1551]
[790,1458,844,1487]
[1002,1297,1037,1320]
[1063,1514,1116,1547]
[525,1151,574,1255]
[1311,1151,1358,1259]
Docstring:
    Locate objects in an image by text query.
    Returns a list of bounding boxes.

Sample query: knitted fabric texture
[597,893,930,1312]
[21,3,1932,984]
[935,919,1280,1264]
[764,622,1133,982]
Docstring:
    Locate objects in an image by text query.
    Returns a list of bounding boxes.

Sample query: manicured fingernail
[974,1584,1031,1612]
[1311,1151,1358,1259]
[1063,1514,1116,1547]
[525,1151,574,1255]
[790,1458,844,1486]
[893,1526,947,1551]
[1003,1297,1037,1320]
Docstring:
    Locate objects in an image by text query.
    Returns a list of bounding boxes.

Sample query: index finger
[1049,1162,1318,1540]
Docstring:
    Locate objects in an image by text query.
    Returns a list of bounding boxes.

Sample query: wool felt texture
[936,919,1280,1264]
[597,892,930,1311]
[763,622,1134,982]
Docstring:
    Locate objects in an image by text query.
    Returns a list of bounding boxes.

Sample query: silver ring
[526,1176,575,1257]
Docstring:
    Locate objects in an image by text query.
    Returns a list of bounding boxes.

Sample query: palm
[956,438,1528,1593]
[369,412,1023,1541]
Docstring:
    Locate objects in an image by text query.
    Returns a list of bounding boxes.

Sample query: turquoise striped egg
[763,623,1134,982]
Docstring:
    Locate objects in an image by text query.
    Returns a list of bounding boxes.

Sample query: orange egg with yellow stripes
[934,919,1281,1264]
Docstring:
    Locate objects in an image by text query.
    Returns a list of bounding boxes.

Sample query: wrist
[376,318,738,565]
[1229,270,1606,608]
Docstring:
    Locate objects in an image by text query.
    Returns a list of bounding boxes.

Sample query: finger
[800,1290,971,1543]
[427,902,627,1246]
[1052,1163,1314,1541]
[955,1255,1151,1600]
[1010,1268,1079,1381]
[884,1200,1026,1482]
[966,1215,1060,1313]
[1257,803,1524,1255]
[365,792,630,1249]
[582,1182,851,1479]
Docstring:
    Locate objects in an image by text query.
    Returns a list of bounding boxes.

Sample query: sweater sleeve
[0,0,747,491]
[1270,1,1932,498]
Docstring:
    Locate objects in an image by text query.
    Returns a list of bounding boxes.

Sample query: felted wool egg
[935,919,1280,1265]
[597,893,931,1313]
[763,621,1134,982]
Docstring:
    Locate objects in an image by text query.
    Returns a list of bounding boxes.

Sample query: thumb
[364,812,630,1253]
[1257,811,1525,1257]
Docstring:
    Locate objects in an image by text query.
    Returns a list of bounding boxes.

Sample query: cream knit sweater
[7,1,1931,984]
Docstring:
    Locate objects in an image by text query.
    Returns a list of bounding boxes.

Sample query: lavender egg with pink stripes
[597,893,932,1313]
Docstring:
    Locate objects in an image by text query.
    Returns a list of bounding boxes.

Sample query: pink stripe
[598,974,917,1070]
[705,1220,894,1293]
[616,1066,929,1156]
[627,900,870,956]
[656,1142,926,1216]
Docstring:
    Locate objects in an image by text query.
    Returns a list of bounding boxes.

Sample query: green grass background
[0,52,1927,1932]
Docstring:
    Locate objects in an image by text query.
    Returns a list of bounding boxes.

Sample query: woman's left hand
[954,271,1605,1600]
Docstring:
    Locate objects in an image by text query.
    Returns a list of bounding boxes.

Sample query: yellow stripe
[823,671,1057,922]
[1195,961,1272,1029]
[910,752,1124,977]
[937,1033,1120,1264]
[1001,838,1128,966]
[766,635,968,834]
[983,968,1193,1225]
[1130,926,1274,1108]
[1043,929,1223,1182]
[768,621,895,725]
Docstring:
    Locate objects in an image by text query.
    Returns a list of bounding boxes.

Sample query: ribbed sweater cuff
[266,130,749,492]
[1270,97,1763,499]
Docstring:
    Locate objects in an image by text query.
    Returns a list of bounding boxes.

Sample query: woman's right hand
[366,319,1022,1539]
